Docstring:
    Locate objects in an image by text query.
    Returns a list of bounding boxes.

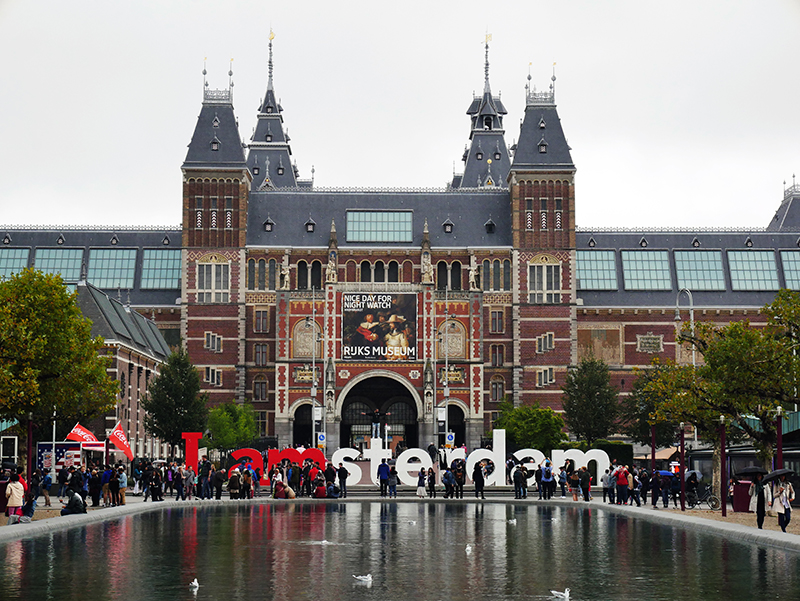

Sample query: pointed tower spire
[483,34,491,95]
[267,29,275,92]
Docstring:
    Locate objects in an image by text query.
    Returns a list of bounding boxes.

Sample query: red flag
[66,423,98,443]
[109,421,134,460]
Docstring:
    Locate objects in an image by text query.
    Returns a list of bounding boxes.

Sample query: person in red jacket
[615,466,629,505]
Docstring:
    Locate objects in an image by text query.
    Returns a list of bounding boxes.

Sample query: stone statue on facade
[468,255,479,291]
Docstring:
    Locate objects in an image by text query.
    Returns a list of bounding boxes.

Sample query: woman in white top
[771,474,795,533]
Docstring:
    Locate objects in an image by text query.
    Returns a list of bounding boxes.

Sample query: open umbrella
[685,469,703,481]
[657,470,676,477]
[763,468,795,484]
[735,466,768,479]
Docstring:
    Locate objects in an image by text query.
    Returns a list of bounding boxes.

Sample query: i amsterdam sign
[181,430,611,488]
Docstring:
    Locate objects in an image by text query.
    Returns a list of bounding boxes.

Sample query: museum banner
[342,293,417,361]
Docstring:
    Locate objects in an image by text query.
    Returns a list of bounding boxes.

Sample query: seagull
[353,574,373,582]
[507,519,517,525]
[550,588,570,599]
[189,578,200,592]
[465,544,473,554]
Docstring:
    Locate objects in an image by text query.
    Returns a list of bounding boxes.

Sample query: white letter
[396,449,432,486]
[331,448,363,487]
[465,429,507,487]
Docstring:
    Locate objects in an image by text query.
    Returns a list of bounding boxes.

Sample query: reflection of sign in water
[636,333,664,354]
[342,293,417,361]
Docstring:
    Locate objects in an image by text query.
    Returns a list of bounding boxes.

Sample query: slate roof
[511,104,574,171]
[75,281,171,361]
[183,95,246,171]
[766,187,800,232]
[246,189,512,249]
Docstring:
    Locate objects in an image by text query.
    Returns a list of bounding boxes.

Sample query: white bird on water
[465,544,473,554]
[353,574,373,582]
[550,588,570,599]
[189,578,200,592]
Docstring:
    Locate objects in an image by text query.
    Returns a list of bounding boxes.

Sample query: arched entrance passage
[340,376,419,452]
[292,404,312,448]
[440,404,467,449]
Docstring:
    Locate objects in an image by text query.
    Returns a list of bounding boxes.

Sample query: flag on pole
[109,421,134,460]
[66,423,98,443]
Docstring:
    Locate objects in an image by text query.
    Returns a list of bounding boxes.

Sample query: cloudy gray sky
[1,1,798,230]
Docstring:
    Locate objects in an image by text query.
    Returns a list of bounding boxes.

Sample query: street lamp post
[675,288,697,445]
[440,289,455,449]
[307,287,323,451]
[679,422,686,512]
[776,405,784,470]
[719,415,727,517]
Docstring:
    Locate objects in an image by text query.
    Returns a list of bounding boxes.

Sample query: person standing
[601,469,611,503]
[57,466,70,498]
[452,459,466,499]
[513,465,527,500]
[579,466,592,502]
[387,466,399,498]
[540,460,554,500]
[88,469,102,507]
[771,474,795,533]
[650,472,661,509]
[228,469,241,499]
[472,461,485,499]
[199,455,212,500]
[5,474,25,524]
[749,473,772,529]
[150,468,164,502]
[109,467,120,507]
[427,467,437,498]
[183,465,195,500]
[442,467,456,499]
[172,465,182,501]
[615,465,629,505]
[337,463,350,499]
[40,470,52,507]
[213,468,227,500]
[377,458,391,497]
[558,467,567,498]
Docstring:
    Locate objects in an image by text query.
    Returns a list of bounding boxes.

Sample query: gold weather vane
[485,33,492,44]
[270,29,275,41]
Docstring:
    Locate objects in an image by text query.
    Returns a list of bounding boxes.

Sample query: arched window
[374,261,385,283]
[310,260,322,290]
[492,259,501,291]
[503,259,511,291]
[257,259,266,290]
[388,261,399,282]
[490,375,505,402]
[451,261,462,291]
[268,259,277,290]
[253,376,267,401]
[247,259,256,290]
[297,260,308,290]
[437,261,448,291]
[482,259,491,291]
[360,260,371,283]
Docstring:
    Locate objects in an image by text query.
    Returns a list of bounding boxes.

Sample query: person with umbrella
[748,472,773,529]
[686,471,700,507]
[768,470,795,533]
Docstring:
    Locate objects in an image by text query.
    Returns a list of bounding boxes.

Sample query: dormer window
[211,136,220,151]
[162,235,171,246]
[538,142,548,153]
[494,152,501,160]
[2,234,11,245]
[212,115,220,128]
[264,218,275,232]
[266,107,273,113]
[483,116,492,130]
[745,237,753,248]
[639,237,648,248]
[110,235,119,245]
[484,219,496,234]
[266,133,273,142]
[305,218,316,233]
[253,166,260,175]
[442,219,454,234]
[277,165,284,176]
[476,152,483,160]
[57,234,65,245]
[539,117,546,129]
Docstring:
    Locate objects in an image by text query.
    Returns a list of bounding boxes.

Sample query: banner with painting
[342,293,417,361]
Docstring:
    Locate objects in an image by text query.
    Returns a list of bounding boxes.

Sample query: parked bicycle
[687,485,721,510]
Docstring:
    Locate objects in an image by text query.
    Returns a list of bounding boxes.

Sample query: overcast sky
[1,1,798,230]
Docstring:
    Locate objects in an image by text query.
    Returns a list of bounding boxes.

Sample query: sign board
[317,433,326,449]
[437,407,446,422]
[445,432,455,449]
[342,293,417,361]
[313,406,323,421]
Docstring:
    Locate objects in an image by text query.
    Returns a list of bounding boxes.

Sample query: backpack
[543,466,552,479]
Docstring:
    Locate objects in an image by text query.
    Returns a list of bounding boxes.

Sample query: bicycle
[687,485,721,510]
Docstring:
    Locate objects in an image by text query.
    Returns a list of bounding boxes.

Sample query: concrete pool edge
[1,496,798,553]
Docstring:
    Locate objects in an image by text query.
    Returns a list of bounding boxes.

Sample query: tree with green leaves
[561,356,619,446]
[621,365,679,450]
[204,401,257,456]
[493,400,566,452]
[143,347,208,457]
[0,269,117,426]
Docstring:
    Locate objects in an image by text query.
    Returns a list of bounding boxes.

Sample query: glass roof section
[675,250,725,291]
[577,250,617,290]
[728,250,779,291]
[621,250,671,290]
[0,248,29,279]
[88,249,137,289]
[346,211,413,243]
[781,251,800,290]
[34,248,84,281]
[141,249,181,289]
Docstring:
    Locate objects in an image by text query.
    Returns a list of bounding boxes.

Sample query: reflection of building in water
[5,38,800,451]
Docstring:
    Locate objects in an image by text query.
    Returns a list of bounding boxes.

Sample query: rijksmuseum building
[4,42,800,453]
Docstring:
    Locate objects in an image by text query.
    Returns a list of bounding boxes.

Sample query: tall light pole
[675,288,697,445]
[306,287,323,450]
[776,405,783,470]
[679,422,686,512]
[719,415,727,518]
[440,288,455,448]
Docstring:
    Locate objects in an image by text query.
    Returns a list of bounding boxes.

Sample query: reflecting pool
[1,502,798,600]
